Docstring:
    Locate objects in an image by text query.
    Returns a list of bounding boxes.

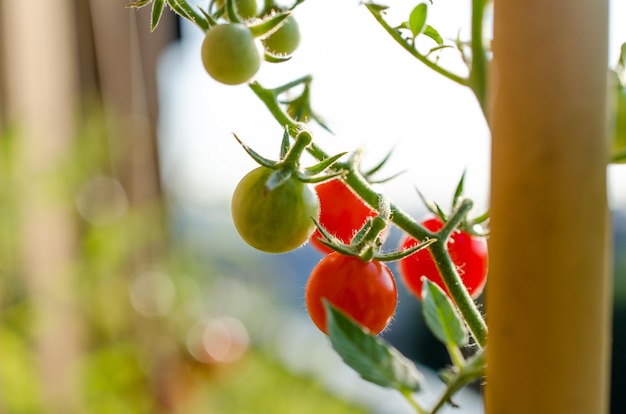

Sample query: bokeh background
[0,1,624,413]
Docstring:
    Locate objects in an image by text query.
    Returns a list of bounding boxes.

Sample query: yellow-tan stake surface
[487,0,613,413]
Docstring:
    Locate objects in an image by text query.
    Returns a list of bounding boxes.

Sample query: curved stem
[401,389,427,414]
[366,5,469,87]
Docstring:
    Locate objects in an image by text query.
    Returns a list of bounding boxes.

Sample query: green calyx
[233,128,347,192]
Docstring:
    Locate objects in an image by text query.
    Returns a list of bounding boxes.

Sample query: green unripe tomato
[201,23,261,85]
[231,166,320,253]
[262,15,301,57]
[216,0,257,20]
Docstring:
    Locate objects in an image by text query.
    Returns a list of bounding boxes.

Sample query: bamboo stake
[486,1,612,413]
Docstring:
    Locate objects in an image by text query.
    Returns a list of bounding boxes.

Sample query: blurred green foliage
[0,109,365,413]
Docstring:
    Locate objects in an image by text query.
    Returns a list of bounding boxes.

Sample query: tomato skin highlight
[310,179,378,254]
[305,253,397,335]
[231,166,320,254]
[201,23,261,85]
[398,217,488,300]
[262,15,301,57]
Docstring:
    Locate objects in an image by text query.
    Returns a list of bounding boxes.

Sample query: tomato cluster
[397,216,488,300]
[232,163,488,335]
[200,2,301,85]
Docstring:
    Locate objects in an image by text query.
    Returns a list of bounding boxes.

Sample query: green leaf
[225,0,241,23]
[326,302,423,392]
[452,170,466,208]
[264,51,293,63]
[304,152,347,175]
[167,0,210,31]
[408,4,428,38]
[249,12,290,38]
[265,168,292,192]
[612,147,626,163]
[150,0,166,31]
[363,2,389,13]
[126,0,152,8]
[423,25,444,46]
[375,237,435,262]
[279,128,291,159]
[363,148,393,178]
[421,279,469,348]
[232,133,277,168]
[281,84,333,133]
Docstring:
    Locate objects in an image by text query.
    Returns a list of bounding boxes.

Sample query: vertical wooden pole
[487,1,612,413]
[1,1,82,412]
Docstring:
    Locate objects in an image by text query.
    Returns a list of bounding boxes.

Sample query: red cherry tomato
[305,252,397,335]
[310,179,378,254]
[398,216,488,300]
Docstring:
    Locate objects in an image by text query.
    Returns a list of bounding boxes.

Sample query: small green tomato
[262,15,301,57]
[231,166,320,253]
[201,23,261,85]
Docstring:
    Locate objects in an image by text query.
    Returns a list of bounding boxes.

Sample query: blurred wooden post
[89,0,173,207]
[0,1,82,412]
[487,0,612,413]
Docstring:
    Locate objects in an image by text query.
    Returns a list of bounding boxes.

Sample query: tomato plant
[262,15,301,57]
[398,216,488,301]
[201,23,261,85]
[310,178,378,254]
[305,252,397,335]
[131,0,620,411]
[231,166,320,253]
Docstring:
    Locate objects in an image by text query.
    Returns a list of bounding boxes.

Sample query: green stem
[430,348,486,413]
[366,6,469,87]
[427,199,487,347]
[447,344,466,369]
[281,130,312,167]
[272,75,312,95]
[401,389,427,414]
[469,0,489,121]
[249,81,328,161]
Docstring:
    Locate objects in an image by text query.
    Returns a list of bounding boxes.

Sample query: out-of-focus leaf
[423,25,444,46]
[126,0,152,8]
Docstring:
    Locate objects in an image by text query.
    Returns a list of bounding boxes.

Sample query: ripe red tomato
[310,179,378,254]
[231,166,320,253]
[305,252,397,335]
[398,216,488,300]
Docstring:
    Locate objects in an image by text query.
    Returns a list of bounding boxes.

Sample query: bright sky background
[157,0,626,215]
